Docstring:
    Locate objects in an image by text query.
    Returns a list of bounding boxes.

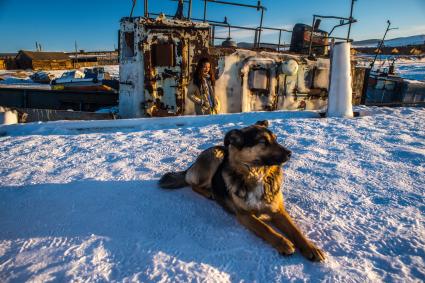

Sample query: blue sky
[0,0,424,52]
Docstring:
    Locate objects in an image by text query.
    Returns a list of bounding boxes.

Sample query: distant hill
[353,34,425,48]
[237,34,425,50]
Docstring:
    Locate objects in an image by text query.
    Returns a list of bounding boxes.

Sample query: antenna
[369,20,399,69]
[130,0,137,17]
[74,40,78,69]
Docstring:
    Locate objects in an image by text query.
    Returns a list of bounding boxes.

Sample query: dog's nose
[287,150,292,158]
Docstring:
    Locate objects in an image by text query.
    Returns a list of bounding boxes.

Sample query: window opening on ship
[249,67,270,94]
[151,43,175,67]
[123,32,135,58]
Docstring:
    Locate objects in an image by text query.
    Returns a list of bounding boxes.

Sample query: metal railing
[307,14,357,57]
[140,0,358,54]
[148,11,292,51]
[149,0,280,49]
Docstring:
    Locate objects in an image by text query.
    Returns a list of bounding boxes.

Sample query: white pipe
[327,42,354,118]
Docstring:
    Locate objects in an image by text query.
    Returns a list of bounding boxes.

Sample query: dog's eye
[258,138,267,145]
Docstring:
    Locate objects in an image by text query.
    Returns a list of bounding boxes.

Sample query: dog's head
[224,120,292,166]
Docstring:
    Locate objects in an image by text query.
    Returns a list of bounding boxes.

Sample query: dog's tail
[158,171,188,189]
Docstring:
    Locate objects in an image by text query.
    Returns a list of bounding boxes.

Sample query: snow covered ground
[0,107,424,282]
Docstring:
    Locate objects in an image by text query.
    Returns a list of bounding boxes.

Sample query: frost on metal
[119,15,335,118]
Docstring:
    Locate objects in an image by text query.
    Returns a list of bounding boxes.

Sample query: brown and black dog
[159,120,325,262]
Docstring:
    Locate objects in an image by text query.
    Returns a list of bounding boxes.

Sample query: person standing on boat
[188,58,220,115]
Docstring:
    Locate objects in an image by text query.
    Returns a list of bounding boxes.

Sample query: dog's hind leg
[270,207,326,262]
[236,212,295,256]
[185,146,225,199]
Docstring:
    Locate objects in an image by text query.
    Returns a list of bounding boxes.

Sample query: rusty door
[142,33,186,116]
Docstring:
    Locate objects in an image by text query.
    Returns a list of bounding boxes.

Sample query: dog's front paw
[275,237,295,256]
[300,243,326,262]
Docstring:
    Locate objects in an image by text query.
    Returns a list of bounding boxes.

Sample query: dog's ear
[224,129,244,149]
[255,120,269,128]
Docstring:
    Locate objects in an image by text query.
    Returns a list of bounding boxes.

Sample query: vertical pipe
[212,25,215,46]
[188,0,192,19]
[187,40,190,86]
[360,68,370,104]
[203,0,207,22]
[144,0,148,17]
[117,30,121,63]
[308,15,316,57]
[278,30,282,52]
[257,8,264,49]
[347,0,355,41]
[74,40,78,69]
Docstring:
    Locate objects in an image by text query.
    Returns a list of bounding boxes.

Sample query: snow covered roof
[18,50,71,61]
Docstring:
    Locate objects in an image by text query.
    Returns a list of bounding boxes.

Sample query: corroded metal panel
[119,16,211,116]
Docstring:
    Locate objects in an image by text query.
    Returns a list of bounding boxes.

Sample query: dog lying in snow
[159,120,325,261]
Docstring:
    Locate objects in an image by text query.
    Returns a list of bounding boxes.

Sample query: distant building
[15,50,73,70]
[66,50,118,68]
[0,53,18,70]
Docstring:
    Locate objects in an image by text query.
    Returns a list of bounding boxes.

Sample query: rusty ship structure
[118,0,368,118]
